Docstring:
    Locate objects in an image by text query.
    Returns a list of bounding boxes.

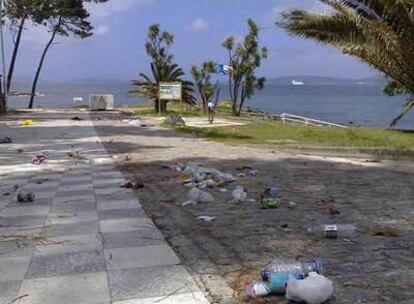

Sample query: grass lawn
[130,103,414,150]
[170,121,414,149]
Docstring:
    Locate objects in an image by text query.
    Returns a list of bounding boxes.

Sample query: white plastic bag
[286,272,333,304]
[187,188,214,203]
[231,186,247,203]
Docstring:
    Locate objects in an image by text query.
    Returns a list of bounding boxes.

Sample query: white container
[89,94,114,110]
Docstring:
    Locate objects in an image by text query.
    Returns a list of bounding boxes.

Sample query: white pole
[0,0,8,109]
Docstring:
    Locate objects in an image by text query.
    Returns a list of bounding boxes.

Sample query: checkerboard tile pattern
[0,115,209,304]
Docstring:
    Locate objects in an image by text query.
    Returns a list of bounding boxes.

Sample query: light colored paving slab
[17,272,110,304]
[0,256,31,282]
[0,206,49,217]
[97,199,140,211]
[100,218,155,233]
[53,194,95,204]
[95,187,132,196]
[34,234,102,256]
[45,211,98,225]
[113,291,210,304]
[105,244,180,270]
[0,111,210,304]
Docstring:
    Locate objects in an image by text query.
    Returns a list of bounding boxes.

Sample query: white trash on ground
[286,272,334,304]
[187,188,214,203]
[197,215,216,222]
[231,186,247,204]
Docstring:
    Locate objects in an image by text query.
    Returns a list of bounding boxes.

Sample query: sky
[6,0,378,83]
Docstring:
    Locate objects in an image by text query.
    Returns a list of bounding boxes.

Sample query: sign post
[159,82,182,115]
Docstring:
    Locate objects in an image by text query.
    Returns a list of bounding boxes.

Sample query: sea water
[7,82,413,130]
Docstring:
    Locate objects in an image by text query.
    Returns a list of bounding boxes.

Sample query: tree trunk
[7,15,27,93]
[154,97,160,113]
[28,27,58,109]
[0,76,4,113]
[0,95,5,114]
[160,100,167,113]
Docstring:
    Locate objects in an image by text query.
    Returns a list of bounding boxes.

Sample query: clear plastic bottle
[262,260,324,277]
[245,281,270,298]
[307,224,356,239]
[259,260,323,295]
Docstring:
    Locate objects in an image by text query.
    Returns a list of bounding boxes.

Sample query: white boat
[73,97,83,103]
[292,80,304,86]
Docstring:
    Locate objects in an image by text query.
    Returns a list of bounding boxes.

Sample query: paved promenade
[0,110,209,304]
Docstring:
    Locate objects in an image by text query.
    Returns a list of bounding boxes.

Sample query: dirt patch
[93,111,414,303]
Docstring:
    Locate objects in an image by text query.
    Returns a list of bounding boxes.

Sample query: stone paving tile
[93,177,125,187]
[34,234,102,256]
[0,256,31,282]
[57,183,94,192]
[18,272,110,304]
[108,265,199,302]
[26,250,106,279]
[102,229,165,249]
[112,292,210,304]
[60,175,93,185]
[97,199,141,211]
[0,112,209,304]
[0,215,46,228]
[7,197,54,207]
[99,218,155,233]
[23,182,60,190]
[0,206,50,217]
[41,221,99,238]
[0,280,22,304]
[0,240,36,258]
[95,187,133,196]
[105,244,180,270]
[53,194,95,204]
[50,202,96,213]
[95,193,137,204]
[93,171,124,178]
[30,191,56,200]
[45,211,98,225]
[98,208,147,221]
[54,188,95,198]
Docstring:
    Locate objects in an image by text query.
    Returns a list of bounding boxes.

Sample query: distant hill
[266,75,387,86]
[10,75,388,87]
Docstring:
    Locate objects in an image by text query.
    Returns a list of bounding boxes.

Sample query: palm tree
[129,62,196,113]
[129,24,196,113]
[278,0,414,127]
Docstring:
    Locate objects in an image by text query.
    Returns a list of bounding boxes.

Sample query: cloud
[263,0,328,26]
[87,0,154,19]
[96,25,110,36]
[191,18,210,32]
[21,26,51,48]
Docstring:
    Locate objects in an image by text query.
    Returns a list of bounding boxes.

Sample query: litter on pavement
[17,191,35,203]
[32,155,47,165]
[196,215,216,222]
[19,119,33,126]
[0,136,12,144]
[286,272,333,304]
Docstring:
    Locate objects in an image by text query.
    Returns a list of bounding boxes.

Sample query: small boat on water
[73,97,83,103]
[292,80,304,86]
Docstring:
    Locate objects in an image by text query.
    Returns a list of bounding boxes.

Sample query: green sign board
[159,82,182,100]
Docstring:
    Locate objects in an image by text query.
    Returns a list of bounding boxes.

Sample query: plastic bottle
[263,260,324,276]
[260,271,304,295]
[307,224,356,239]
[245,281,270,298]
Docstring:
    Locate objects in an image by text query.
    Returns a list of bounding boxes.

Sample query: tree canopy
[278,0,414,127]
[129,24,196,113]
[223,19,268,116]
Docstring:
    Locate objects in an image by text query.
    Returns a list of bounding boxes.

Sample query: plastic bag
[187,188,214,203]
[286,272,333,304]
